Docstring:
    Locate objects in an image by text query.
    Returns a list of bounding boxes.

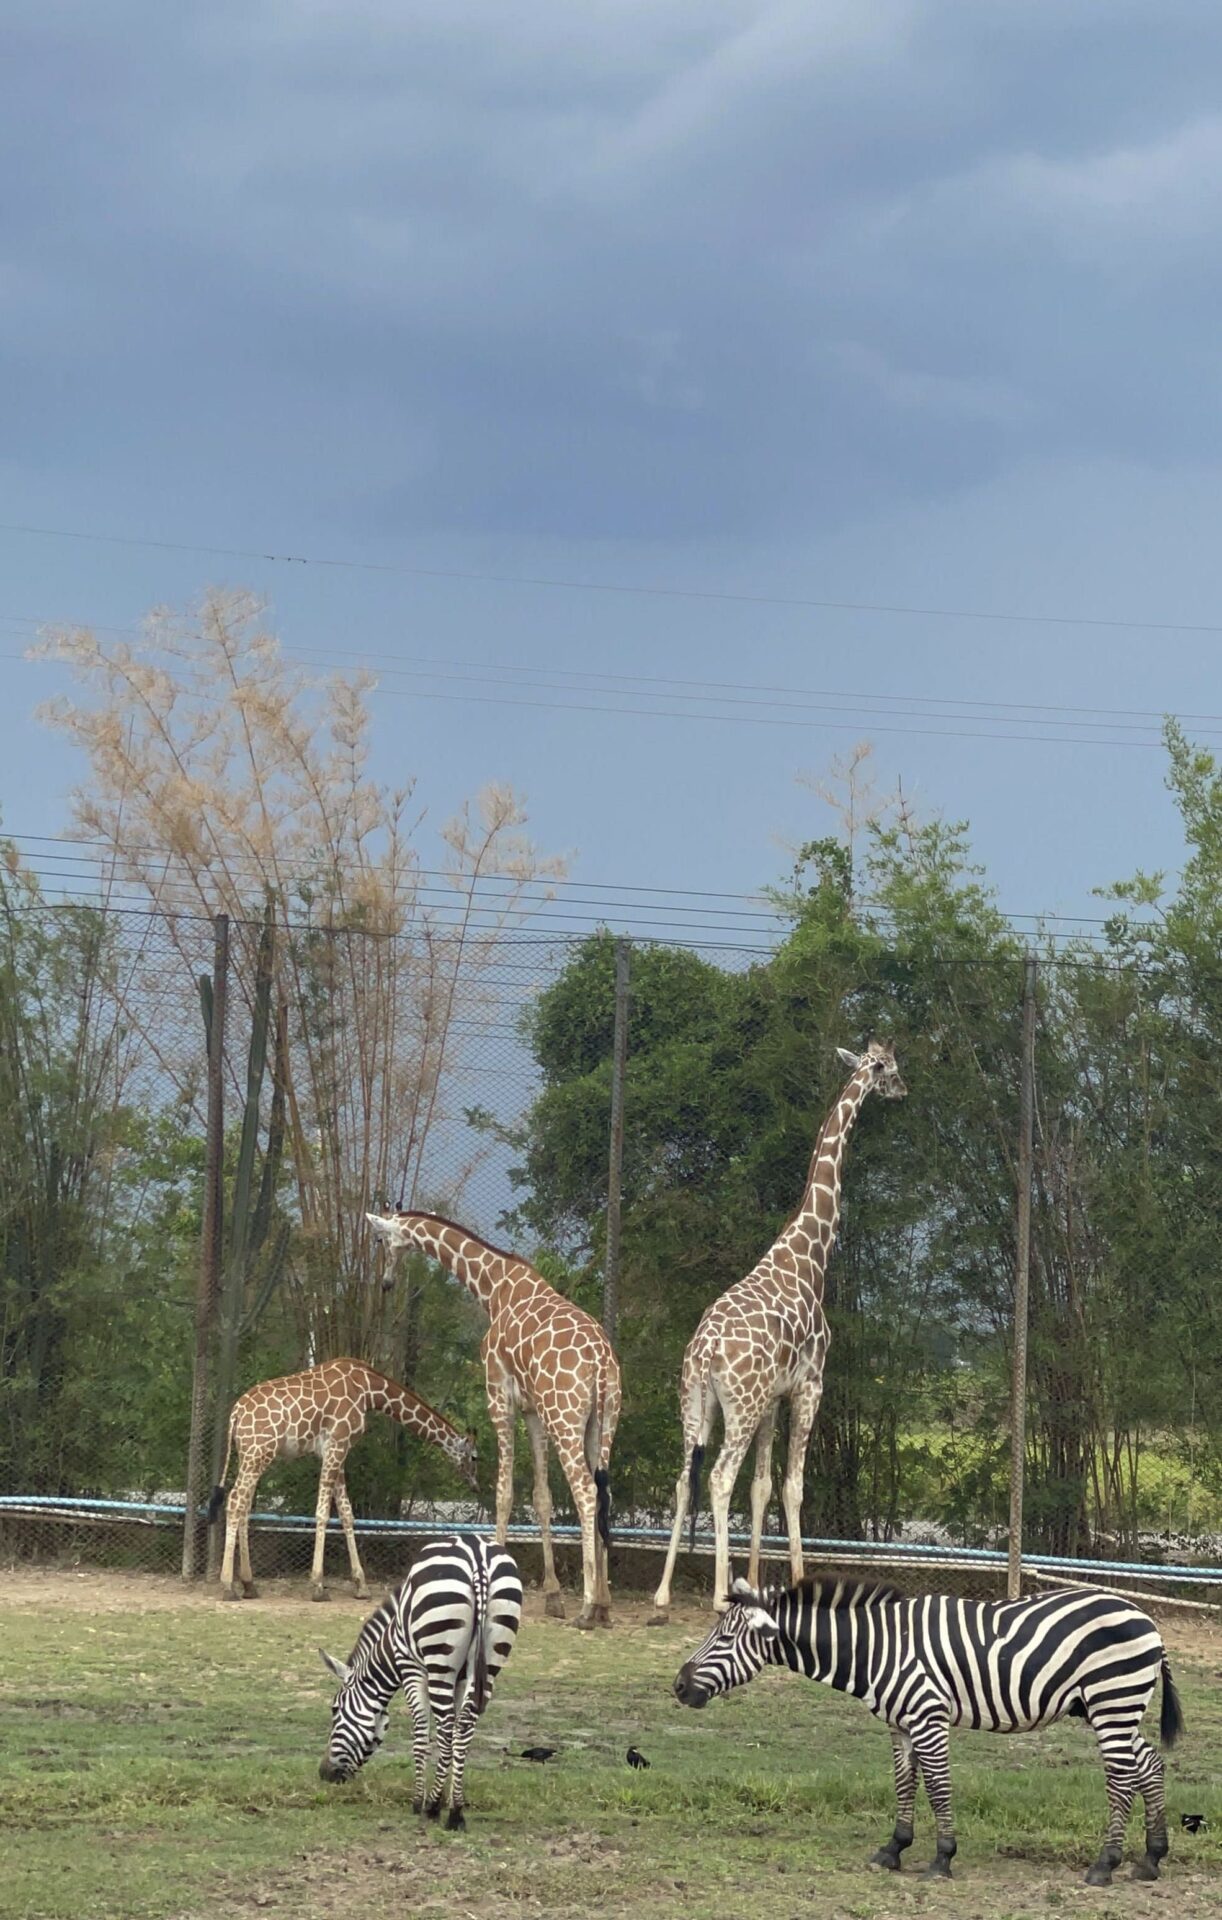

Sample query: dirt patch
[0,1563,1216,1659]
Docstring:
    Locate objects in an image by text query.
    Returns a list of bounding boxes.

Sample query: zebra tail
[687,1444,705,1554]
[594,1469,612,1551]
[469,1548,491,1716]
[1160,1655,1184,1749]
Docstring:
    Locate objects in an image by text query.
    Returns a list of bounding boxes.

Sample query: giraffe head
[366,1211,409,1250]
[836,1037,906,1101]
[448,1426,481,1490]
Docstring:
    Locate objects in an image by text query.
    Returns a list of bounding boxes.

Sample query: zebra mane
[786,1576,901,1611]
[344,1592,396,1674]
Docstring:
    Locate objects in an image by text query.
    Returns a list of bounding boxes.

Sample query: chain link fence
[1,900,1219,1611]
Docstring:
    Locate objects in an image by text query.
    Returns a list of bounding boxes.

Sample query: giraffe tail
[687,1444,705,1554]
[594,1469,612,1551]
[206,1412,237,1524]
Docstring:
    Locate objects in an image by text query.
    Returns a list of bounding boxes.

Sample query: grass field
[1,1567,1219,1920]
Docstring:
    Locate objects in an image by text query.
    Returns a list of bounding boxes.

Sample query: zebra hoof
[869,1849,903,1872]
[1084,1866,1114,1887]
[445,1808,466,1832]
[922,1857,953,1880]
[544,1591,566,1620]
[424,1802,442,1822]
[1131,1859,1160,1883]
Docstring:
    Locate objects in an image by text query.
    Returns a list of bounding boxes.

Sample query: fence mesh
[1,900,1219,1609]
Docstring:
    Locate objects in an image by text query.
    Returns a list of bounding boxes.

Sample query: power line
[6,832,1138,933]
[3,516,1222,635]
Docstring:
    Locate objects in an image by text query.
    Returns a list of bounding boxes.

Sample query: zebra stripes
[318,1535,523,1829]
[674,1575,1183,1887]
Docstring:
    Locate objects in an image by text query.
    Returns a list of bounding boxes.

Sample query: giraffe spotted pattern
[651,1040,906,1620]
[367,1210,622,1628]
[210,1358,478,1601]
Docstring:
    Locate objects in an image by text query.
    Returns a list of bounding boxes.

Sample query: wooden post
[1007,950,1037,1600]
[603,939,630,1343]
[182,914,228,1580]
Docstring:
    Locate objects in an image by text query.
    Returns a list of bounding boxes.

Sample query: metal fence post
[182,914,228,1580]
[602,939,630,1343]
[1007,950,1037,1600]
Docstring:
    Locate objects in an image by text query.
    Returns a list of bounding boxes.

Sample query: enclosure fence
[2,900,1219,1609]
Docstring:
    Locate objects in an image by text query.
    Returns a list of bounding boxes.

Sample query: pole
[182,914,228,1580]
[1007,949,1037,1600]
[603,939,630,1342]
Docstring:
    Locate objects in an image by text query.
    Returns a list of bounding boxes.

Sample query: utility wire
[3,516,1222,635]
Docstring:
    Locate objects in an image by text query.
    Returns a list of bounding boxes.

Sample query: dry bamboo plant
[34,588,564,1354]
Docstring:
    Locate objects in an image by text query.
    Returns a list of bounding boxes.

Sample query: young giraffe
[209,1358,478,1602]
[366,1211,622,1629]
[649,1040,907,1623]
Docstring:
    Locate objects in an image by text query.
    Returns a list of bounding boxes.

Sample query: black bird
[626,1747,651,1771]
[519,1746,557,1763]
[1181,1813,1207,1835]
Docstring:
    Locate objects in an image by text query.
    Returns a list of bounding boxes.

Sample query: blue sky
[3,0,1222,934]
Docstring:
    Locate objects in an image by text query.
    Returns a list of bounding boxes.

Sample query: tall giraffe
[366,1211,622,1629]
[649,1040,906,1622]
[209,1358,478,1602]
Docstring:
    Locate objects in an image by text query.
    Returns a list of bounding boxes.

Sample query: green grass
[1,1573,1219,1920]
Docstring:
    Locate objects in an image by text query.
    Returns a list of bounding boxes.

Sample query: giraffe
[208,1358,479,1602]
[366,1211,622,1629]
[648,1039,906,1623]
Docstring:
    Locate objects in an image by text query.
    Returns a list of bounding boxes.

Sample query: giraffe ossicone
[649,1038,906,1622]
[367,1209,622,1630]
[210,1358,477,1602]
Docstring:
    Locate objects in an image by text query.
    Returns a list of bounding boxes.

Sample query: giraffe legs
[524,1409,564,1618]
[709,1428,755,1611]
[333,1470,369,1598]
[781,1378,821,1586]
[310,1453,343,1600]
[747,1407,777,1590]
[219,1452,267,1600]
[486,1374,516,1549]
[554,1439,600,1629]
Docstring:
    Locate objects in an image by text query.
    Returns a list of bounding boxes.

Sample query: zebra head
[673,1579,781,1708]
[317,1648,392,1783]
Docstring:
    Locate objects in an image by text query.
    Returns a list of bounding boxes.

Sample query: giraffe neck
[365,1371,468,1469]
[389,1212,516,1318]
[789,1067,874,1273]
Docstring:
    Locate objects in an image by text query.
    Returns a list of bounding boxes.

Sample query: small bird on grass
[519,1746,558,1763]
[1181,1813,1207,1835]
[626,1747,651,1771]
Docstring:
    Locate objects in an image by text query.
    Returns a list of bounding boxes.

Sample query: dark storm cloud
[3,1,1221,541]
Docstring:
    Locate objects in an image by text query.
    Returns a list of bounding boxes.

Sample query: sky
[4,0,1222,943]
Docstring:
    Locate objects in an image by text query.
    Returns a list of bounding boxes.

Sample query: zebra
[673,1575,1184,1887]
[318,1535,523,1829]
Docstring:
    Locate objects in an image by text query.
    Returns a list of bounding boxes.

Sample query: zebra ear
[729,1577,758,1602]
[836,1047,861,1070]
[319,1648,351,1685]
[742,1605,781,1638]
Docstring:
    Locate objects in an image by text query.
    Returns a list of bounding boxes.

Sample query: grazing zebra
[318,1536,523,1829]
[673,1575,1184,1887]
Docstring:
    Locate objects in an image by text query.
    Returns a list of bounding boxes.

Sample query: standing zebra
[674,1576,1184,1886]
[318,1536,523,1829]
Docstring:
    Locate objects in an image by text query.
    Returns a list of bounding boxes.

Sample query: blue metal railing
[2,1493,1219,1585]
